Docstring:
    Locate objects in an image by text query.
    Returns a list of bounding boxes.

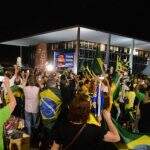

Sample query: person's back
[60,75,70,104]
[51,93,120,150]
[24,85,39,113]
[23,75,40,135]
[53,122,107,150]
[138,93,150,133]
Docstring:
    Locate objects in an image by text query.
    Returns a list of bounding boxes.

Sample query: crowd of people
[0,62,150,149]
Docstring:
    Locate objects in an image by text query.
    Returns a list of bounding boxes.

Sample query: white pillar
[74,27,80,74]
[129,39,134,74]
[20,46,22,59]
[105,33,111,68]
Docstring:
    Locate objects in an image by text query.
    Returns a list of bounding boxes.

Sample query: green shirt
[136,92,145,102]
[0,105,11,150]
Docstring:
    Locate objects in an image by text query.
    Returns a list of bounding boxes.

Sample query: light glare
[46,63,54,72]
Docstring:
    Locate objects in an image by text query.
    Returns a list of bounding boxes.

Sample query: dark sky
[0,0,150,42]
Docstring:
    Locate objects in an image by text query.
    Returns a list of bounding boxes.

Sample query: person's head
[45,73,57,88]
[77,81,89,96]
[68,94,90,123]
[110,66,114,74]
[4,71,12,78]
[69,72,75,80]
[129,85,134,91]
[89,79,96,94]
[14,77,21,85]
[60,74,68,86]
[102,79,108,87]
[27,75,37,86]
[84,79,90,89]
[60,74,67,81]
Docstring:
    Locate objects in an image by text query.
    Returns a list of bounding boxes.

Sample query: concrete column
[20,46,22,59]
[105,33,111,68]
[74,27,80,74]
[35,43,48,70]
[129,39,134,74]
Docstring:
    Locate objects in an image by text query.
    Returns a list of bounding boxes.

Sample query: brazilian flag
[111,73,122,101]
[40,88,62,130]
[91,58,104,75]
[11,85,24,99]
[113,119,150,149]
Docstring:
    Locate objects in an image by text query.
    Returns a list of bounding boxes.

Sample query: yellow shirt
[125,91,136,109]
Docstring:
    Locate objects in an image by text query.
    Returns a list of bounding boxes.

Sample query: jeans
[25,111,39,135]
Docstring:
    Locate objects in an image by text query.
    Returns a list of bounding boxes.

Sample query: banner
[54,52,74,68]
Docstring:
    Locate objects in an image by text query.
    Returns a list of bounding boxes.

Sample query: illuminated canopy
[1,26,150,50]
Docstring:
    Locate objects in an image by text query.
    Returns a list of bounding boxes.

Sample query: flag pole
[98,80,102,117]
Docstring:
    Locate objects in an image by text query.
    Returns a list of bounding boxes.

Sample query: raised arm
[14,64,19,78]
[22,70,30,86]
[51,141,60,150]
[3,77,16,112]
[103,109,120,142]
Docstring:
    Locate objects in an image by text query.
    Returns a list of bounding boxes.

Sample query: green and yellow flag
[92,58,104,75]
[40,88,62,130]
[113,119,150,149]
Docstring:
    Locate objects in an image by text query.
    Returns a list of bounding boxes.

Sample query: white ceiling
[1,27,78,46]
[80,27,109,44]
[111,34,133,48]
[1,26,150,50]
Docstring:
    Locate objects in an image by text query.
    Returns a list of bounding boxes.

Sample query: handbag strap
[63,124,86,150]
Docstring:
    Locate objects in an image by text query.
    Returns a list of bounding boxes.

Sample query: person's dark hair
[45,79,52,88]
[4,71,12,78]
[68,94,90,123]
[84,79,90,85]
[78,80,84,87]
[129,85,134,91]
[102,79,108,86]
[45,75,57,88]
[14,77,21,85]
[27,75,37,86]
[60,74,66,81]
[78,72,85,80]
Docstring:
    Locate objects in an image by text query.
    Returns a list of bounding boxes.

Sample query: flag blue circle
[40,98,57,119]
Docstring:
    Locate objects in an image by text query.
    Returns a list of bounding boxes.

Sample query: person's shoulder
[143,101,150,106]
[86,123,107,137]
[0,104,12,122]
[86,123,101,129]
[35,86,40,90]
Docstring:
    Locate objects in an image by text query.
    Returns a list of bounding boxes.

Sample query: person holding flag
[39,73,62,149]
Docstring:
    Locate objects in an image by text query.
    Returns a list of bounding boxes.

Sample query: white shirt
[23,86,40,113]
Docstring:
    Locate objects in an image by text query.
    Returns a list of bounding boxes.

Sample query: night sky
[0,0,150,64]
[0,1,150,41]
